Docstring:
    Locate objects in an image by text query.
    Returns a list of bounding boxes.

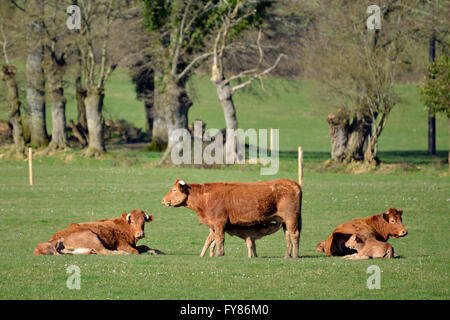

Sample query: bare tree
[75,0,120,157]
[143,0,228,152]
[306,0,418,165]
[211,25,284,132]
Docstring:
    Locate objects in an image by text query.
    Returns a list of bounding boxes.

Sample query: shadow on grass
[278,149,448,165]
[256,255,324,259]
[377,150,448,165]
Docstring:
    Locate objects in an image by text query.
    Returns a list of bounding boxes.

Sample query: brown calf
[35,209,153,255]
[162,179,302,258]
[343,234,394,260]
[34,238,95,256]
[200,220,282,258]
[316,208,407,256]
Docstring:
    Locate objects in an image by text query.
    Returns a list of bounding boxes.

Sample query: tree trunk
[345,112,372,162]
[327,108,371,163]
[165,82,192,149]
[26,0,48,148]
[144,100,154,139]
[1,65,25,157]
[151,75,192,151]
[211,78,239,163]
[26,44,48,147]
[214,80,238,130]
[47,58,68,151]
[75,57,88,134]
[326,107,350,161]
[84,90,106,156]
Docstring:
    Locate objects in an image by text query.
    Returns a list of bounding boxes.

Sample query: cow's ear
[178,179,190,191]
[398,209,403,216]
[382,212,389,222]
[145,214,154,222]
[122,212,131,223]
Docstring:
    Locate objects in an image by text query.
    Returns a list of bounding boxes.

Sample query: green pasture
[0,68,448,299]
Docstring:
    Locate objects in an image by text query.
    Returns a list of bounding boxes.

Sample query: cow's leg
[283,224,292,258]
[209,240,216,257]
[344,253,369,260]
[276,194,301,258]
[251,239,257,258]
[282,219,300,258]
[342,253,359,260]
[290,229,300,258]
[213,225,226,257]
[60,247,96,255]
[200,229,215,257]
[117,242,139,254]
[245,237,253,258]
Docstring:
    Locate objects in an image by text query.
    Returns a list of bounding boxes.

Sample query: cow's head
[383,208,407,238]
[345,234,363,250]
[34,239,64,256]
[161,179,190,207]
[122,209,153,240]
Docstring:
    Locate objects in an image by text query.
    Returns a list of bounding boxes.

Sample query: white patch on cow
[72,248,92,255]
[179,180,186,185]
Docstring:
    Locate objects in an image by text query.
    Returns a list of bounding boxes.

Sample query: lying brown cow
[316,208,407,256]
[343,234,394,260]
[162,179,302,258]
[34,209,154,255]
[200,220,282,258]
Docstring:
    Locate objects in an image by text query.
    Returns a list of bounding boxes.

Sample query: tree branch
[97,0,114,90]
[230,53,285,94]
[171,0,193,77]
[176,51,215,83]
[0,23,10,64]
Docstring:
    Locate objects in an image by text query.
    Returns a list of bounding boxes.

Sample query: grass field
[0,69,448,300]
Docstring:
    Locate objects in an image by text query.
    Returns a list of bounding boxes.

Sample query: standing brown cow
[161,179,302,258]
[316,207,407,257]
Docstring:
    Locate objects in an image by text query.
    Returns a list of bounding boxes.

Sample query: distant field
[0,66,448,300]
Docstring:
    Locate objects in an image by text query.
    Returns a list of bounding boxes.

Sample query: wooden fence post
[270,128,274,154]
[298,146,303,187]
[28,147,33,186]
